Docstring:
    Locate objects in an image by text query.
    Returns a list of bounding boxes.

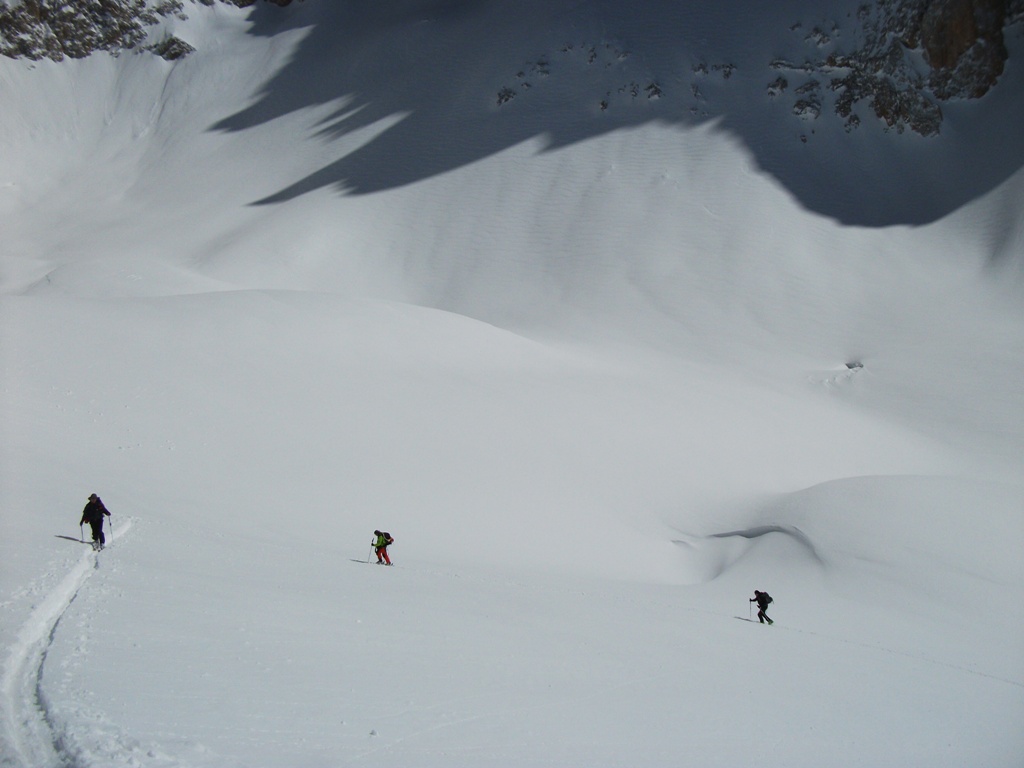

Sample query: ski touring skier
[373,530,394,565]
[750,590,774,624]
[80,493,111,550]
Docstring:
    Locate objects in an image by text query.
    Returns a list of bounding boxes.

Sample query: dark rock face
[774,0,1021,135]
[923,0,1010,99]
[921,0,982,69]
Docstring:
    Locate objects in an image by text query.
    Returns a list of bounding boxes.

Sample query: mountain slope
[1,2,1022,766]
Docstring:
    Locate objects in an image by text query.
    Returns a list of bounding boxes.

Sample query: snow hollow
[1,1,1022,766]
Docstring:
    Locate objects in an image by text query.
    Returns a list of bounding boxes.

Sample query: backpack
[382,532,394,545]
[764,594,773,605]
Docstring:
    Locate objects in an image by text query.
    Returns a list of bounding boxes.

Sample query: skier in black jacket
[750,590,774,624]
[80,493,111,550]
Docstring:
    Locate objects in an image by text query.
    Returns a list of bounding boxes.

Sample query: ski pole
[367,543,373,564]
[749,601,752,620]
[80,523,84,543]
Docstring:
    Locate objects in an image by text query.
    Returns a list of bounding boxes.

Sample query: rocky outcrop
[0,0,167,60]
[0,0,296,61]
[922,0,1011,99]
[777,0,1023,136]
[148,33,194,60]
[921,0,985,69]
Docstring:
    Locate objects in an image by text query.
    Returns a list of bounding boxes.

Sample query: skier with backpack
[373,530,394,565]
[80,493,111,550]
[750,590,774,624]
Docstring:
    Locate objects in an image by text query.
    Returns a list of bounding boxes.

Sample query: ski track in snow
[1,520,132,768]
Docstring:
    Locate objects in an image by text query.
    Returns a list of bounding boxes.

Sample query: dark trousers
[89,521,105,545]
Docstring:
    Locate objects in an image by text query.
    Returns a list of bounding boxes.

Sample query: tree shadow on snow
[213,0,1024,227]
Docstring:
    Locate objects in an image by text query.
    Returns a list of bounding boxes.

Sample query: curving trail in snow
[1,520,132,768]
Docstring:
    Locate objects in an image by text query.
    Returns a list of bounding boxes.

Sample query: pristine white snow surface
[2,1,1022,766]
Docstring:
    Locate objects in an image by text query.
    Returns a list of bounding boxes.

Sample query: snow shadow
[710,525,824,564]
[671,524,824,584]
[54,535,91,545]
[213,0,1024,226]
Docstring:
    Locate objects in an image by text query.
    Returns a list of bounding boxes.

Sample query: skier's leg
[382,548,391,565]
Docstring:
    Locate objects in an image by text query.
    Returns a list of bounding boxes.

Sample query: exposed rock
[793,98,822,119]
[148,34,195,60]
[924,0,1010,99]
[921,0,981,68]
[767,76,788,98]
[782,0,1022,136]
[496,86,517,106]
[0,0,298,61]
[0,0,154,60]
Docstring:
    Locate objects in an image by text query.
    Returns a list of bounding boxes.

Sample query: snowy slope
[1,1,1023,766]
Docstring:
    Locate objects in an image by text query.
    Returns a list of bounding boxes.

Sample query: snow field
[2,1,1023,766]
